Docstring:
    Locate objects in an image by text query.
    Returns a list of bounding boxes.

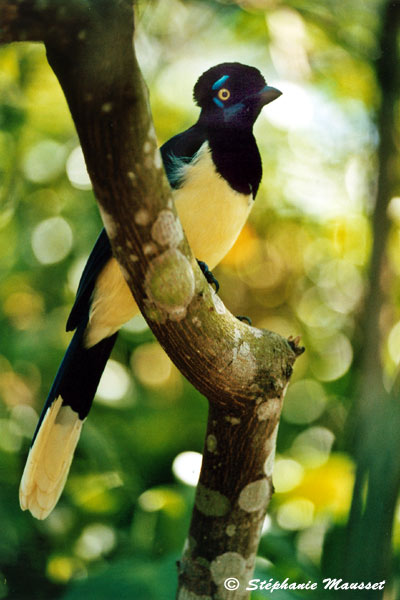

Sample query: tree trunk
[0,1,303,597]
[339,0,400,591]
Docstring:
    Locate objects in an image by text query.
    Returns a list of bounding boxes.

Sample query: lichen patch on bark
[206,434,217,453]
[143,241,158,256]
[226,524,236,537]
[98,205,117,238]
[264,446,276,477]
[225,415,241,425]
[238,479,271,513]
[135,208,151,226]
[212,292,226,315]
[256,397,281,421]
[151,209,183,247]
[264,423,279,457]
[145,249,195,319]
[210,552,246,584]
[195,483,231,517]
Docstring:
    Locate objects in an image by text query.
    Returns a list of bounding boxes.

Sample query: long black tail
[20,324,117,519]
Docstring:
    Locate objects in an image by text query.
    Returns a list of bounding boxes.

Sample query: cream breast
[86,142,253,347]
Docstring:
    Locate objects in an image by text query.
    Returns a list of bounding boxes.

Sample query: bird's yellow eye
[217,88,231,101]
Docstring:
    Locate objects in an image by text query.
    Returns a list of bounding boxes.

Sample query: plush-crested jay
[19,62,281,518]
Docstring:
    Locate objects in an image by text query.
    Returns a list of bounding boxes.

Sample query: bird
[19,62,281,519]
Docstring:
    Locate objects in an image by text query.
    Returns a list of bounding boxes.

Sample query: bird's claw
[236,315,252,326]
[197,260,220,293]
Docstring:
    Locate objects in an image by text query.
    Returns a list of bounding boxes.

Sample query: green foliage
[61,556,179,600]
[1,0,400,598]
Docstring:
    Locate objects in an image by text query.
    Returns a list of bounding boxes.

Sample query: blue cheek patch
[212,75,230,90]
[213,97,225,108]
[223,102,245,121]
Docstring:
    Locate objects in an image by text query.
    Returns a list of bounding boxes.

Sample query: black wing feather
[66,229,112,331]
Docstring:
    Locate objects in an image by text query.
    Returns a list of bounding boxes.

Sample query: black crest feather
[193,62,266,108]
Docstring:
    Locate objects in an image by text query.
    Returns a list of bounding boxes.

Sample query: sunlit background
[1,0,400,598]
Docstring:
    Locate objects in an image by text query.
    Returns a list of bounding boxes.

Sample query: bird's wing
[160,124,207,188]
[66,228,112,331]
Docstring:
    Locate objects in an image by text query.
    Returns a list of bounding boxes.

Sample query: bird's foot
[236,315,252,326]
[197,260,219,293]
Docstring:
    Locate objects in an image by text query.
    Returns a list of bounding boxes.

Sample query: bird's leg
[197,261,252,325]
[197,260,220,293]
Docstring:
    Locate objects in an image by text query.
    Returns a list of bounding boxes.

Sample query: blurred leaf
[61,556,179,600]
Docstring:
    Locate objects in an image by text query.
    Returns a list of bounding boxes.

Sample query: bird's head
[193,62,281,129]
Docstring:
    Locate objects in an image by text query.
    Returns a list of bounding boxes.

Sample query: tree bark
[0,1,303,597]
[341,0,400,590]
[354,0,400,407]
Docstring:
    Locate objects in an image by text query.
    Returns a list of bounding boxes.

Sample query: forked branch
[1,1,303,597]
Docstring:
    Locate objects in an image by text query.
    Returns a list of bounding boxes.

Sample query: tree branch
[343,0,400,586]
[1,1,303,597]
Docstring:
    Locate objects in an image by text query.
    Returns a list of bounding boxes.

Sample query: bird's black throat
[206,125,262,198]
[160,120,263,199]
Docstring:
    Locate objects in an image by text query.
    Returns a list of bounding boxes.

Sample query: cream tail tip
[19,396,83,520]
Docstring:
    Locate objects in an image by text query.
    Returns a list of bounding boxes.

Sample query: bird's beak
[257,85,282,106]
[223,84,282,123]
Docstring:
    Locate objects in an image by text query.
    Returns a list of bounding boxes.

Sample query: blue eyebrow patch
[212,75,230,90]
